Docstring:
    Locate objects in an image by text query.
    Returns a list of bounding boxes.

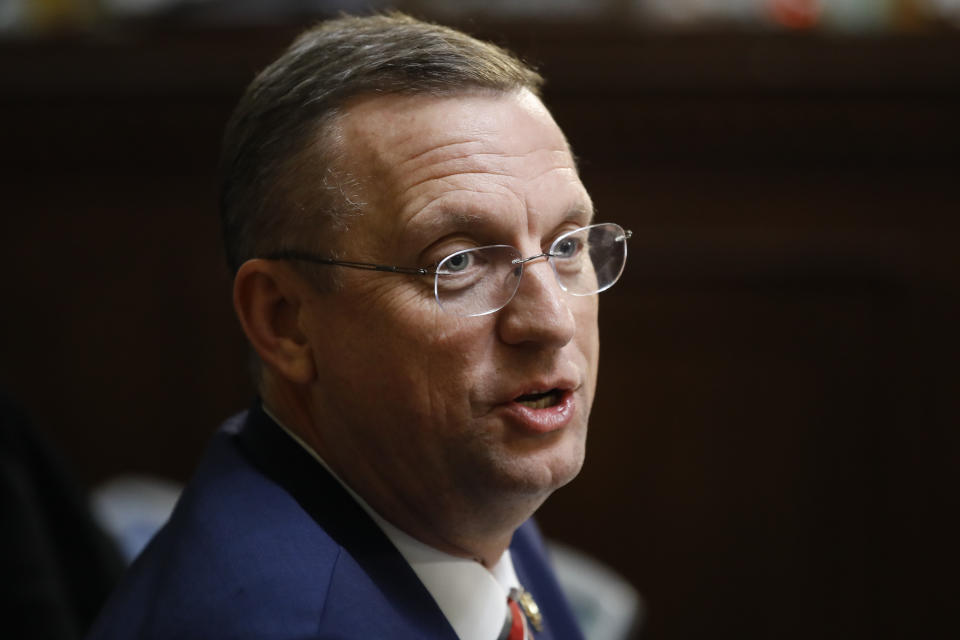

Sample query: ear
[232,259,317,385]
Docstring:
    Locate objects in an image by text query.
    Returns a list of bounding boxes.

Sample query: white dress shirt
[263,406,522,640]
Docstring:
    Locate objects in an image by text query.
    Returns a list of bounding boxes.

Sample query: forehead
[330,90,591,253]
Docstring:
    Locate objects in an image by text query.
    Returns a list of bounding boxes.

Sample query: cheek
[576,297,600,353]
[574,298,601,395]
[417,320,496,410]
[356,299,494,420]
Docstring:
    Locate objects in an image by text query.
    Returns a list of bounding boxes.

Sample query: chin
[544,443,587,490]
[506,431,587,496]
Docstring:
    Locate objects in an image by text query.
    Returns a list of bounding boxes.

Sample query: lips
[496,384,577,434]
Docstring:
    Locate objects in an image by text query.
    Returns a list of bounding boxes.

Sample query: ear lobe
[233,259,317,385]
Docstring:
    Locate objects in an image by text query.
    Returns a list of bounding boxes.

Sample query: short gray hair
[218,12,543,274]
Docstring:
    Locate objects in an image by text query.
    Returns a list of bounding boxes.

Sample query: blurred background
[1,1,958,639]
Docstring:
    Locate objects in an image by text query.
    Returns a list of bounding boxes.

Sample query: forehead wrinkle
[395,150,530,189]
[403,138,488,164]
[401,209,487,239]
[399,188,521,238]
[379,152,508,219]
[522,163,580,186]
[395,169,513,210]
[393,148,574,207]
[398,167,591,244]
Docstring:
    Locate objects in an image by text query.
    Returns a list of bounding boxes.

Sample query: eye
[552,235,583,259]
[439,249,474,273]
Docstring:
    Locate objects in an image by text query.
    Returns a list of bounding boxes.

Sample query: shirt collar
[262,404,519,640]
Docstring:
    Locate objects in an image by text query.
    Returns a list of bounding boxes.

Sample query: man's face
[301,90,599,526]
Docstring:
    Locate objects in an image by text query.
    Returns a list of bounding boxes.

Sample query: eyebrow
[438,210,489,228]
[568,202,596,225]
[403,210,485,243]
[436,201,593,228]
[404,199,596,252]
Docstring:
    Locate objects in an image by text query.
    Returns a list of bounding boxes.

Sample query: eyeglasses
[265,222,632,317]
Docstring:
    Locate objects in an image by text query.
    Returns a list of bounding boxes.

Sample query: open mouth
[514,388,564,409]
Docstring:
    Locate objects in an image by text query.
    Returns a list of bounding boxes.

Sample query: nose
[496,259,576,348]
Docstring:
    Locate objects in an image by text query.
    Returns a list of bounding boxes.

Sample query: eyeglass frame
[262,223,632,316]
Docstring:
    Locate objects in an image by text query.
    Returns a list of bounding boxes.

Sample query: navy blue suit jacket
[87,405,584,639]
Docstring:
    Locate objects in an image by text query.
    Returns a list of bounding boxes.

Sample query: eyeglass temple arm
[263,250,433,276]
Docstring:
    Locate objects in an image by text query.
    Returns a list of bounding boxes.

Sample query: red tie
[507,596,525,640]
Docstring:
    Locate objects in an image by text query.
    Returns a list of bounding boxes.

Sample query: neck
[261,377,546,568]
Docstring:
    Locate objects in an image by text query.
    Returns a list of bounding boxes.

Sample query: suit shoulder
[88,428,343,639]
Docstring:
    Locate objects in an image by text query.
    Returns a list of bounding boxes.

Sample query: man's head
[227,14,609,565]
[220,12,543,274]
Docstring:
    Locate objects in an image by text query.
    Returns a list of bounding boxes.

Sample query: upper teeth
[518,392,557,409]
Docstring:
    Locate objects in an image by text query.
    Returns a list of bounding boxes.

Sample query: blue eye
[442,251,474,273]
[553,236,582,259]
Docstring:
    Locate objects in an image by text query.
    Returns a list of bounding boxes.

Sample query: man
[88,13,630,640]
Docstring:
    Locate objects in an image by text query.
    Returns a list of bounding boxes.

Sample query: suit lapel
[510,522,585,640]
[236,403,457,639]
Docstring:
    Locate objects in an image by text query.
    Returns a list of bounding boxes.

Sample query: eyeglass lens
[434,223,629,317]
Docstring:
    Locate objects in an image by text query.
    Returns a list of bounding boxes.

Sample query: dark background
[1,17,957,640]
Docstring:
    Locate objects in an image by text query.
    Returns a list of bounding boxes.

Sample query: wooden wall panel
[1,24,956,639]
